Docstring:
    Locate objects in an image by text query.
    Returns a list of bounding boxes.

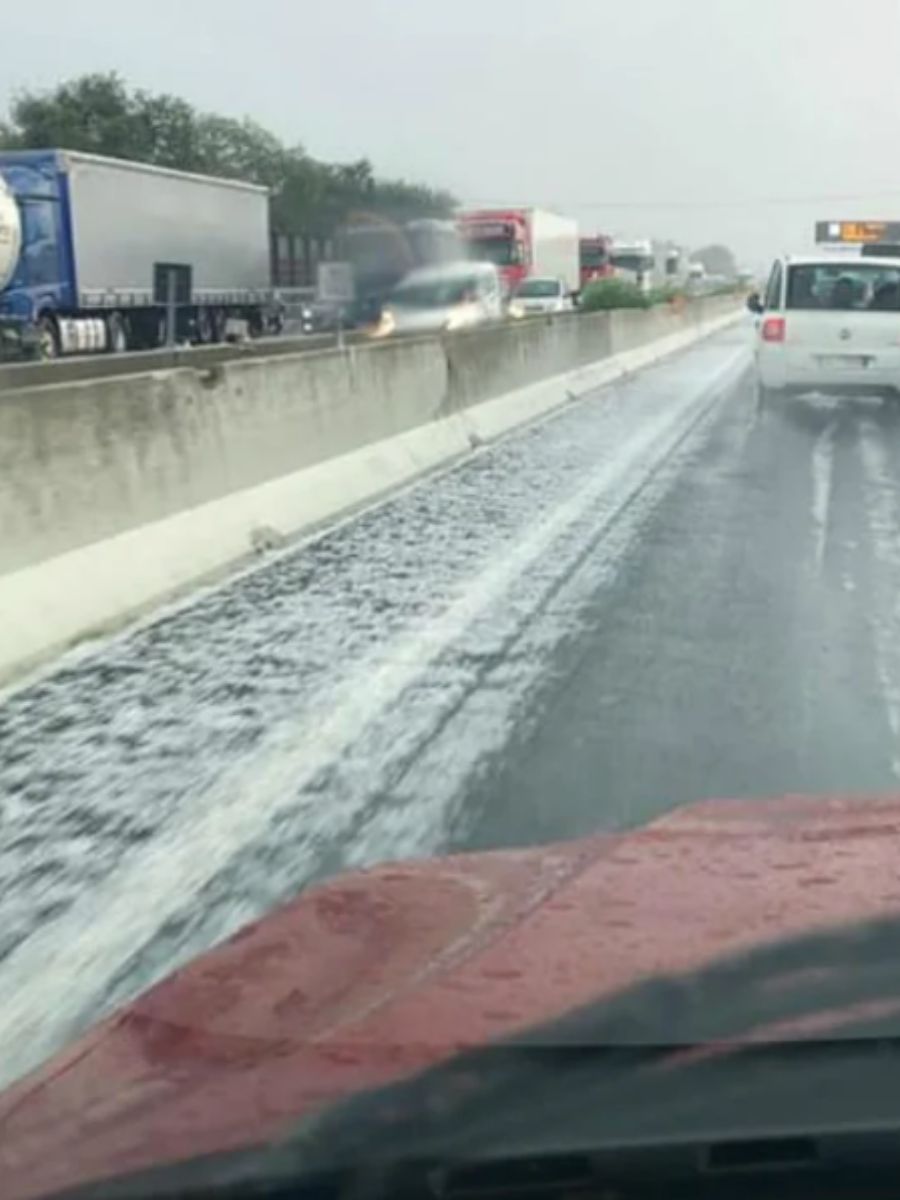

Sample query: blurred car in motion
[7,793,900,1199]
[374,261,504,337]
[336,216,465,320]
[749,254,900,404]
[508,276,574,317]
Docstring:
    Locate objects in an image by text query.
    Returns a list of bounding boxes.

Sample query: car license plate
[816,355,872,369]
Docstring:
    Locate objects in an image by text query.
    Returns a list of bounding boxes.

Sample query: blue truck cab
[0,150,79,356]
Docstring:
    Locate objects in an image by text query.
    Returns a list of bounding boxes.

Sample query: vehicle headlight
[370,308,396,338]
[445,304,475,332]
[508,302,525,319]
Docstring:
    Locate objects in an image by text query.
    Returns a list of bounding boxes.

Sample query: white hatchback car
[509,276,574,317]
[749,254,900,402]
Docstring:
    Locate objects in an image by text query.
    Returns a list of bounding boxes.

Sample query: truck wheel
[106,313,128,354]
[36,316,60,360]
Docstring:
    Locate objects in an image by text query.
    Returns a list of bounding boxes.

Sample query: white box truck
[458,207,579,296]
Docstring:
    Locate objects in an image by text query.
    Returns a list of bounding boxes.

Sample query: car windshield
[10,5,900,1200]
[787,263,900,311]
[464,237,522,266]
[517,279,561,298]
[391,276,479,307]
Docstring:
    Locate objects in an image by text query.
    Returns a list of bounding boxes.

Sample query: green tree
[0,73,456,235]
[2,73,144,159]
[131,92,203,171]
[580,278,652,311]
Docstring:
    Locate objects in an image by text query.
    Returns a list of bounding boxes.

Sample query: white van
[378,262,504,336]
[750,254,900,403]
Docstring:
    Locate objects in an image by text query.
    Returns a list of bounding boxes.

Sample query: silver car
[378,262,504,336]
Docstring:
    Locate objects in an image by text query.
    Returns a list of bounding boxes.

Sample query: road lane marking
[811,420,837,573]
[858,420,900,779]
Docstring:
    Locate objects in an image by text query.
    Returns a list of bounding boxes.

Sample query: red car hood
[5,793,900,1198]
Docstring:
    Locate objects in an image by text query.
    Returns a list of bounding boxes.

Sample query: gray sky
[5,0,900,267]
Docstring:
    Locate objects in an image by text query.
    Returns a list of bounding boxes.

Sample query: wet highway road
[3,322,900,1085]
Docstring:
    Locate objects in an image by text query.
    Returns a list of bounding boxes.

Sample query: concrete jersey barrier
[0,296,741,684]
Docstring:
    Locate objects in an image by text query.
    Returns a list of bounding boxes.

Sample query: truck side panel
[66,153,270,303]
[528,209,580,292]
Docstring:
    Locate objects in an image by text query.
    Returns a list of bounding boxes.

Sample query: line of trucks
[0,148,695,359]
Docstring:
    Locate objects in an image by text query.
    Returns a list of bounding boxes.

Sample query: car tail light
[762,316,786,343]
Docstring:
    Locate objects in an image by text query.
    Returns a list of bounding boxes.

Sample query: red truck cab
[579,235,614,289]
[457,210,530,294]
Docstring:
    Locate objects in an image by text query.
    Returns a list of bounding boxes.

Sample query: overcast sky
[5,0,900,266]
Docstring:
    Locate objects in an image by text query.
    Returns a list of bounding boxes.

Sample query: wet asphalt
[456,333,900,849]
[3,321,900,1084]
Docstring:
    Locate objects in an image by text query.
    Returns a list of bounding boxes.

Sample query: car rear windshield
[787,263,900,312]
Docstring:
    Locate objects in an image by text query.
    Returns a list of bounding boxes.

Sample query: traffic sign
[815,220,900,245]
[317,262,355,304]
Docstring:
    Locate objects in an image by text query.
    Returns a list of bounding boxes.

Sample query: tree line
[0,76,739,279]
[0,73,457,236]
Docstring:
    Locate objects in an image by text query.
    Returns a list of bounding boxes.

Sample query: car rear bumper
[765,382,900,399]
[758,346,900,393]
